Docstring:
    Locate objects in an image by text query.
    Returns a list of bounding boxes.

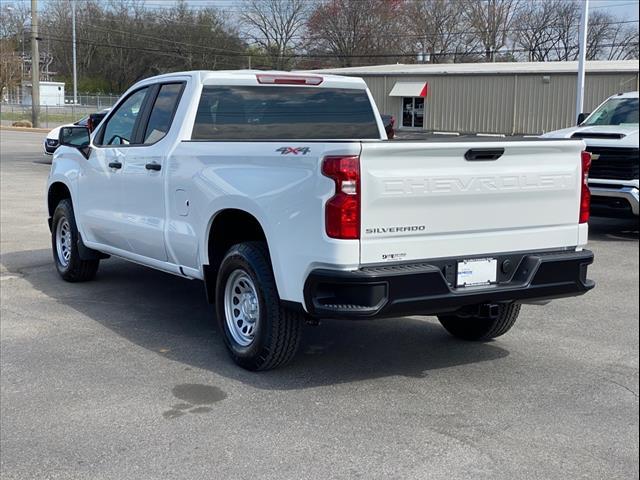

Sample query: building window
[401,97,424,128]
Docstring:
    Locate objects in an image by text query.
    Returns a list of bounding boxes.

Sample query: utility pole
[490,0,495,62]
[575,0,589,123]
[31,0,40,127]
[72,0,78,105]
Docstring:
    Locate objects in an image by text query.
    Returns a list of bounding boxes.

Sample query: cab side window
[97,88,148,146]
[143,83,184,144]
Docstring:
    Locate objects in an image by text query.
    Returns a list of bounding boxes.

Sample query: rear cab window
[144,83,185,144]
[192,86,380,140]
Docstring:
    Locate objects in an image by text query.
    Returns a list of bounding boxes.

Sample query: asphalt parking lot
[1,129,638,480]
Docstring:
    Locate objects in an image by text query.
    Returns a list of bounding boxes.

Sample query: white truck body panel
[166,140,362,302]
[359,140,585,265]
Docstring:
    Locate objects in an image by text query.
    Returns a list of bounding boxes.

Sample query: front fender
[47,146,86,233]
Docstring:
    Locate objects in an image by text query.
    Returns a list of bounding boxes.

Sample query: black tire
[438,303,521,341]
[51,199,99,282]
[215,241,302,371]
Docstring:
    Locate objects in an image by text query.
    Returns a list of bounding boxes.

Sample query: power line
[75,17,639,47]
[39,33,245,69]
[40,31,638,59]
[83,22,249,55]
[295,19,640,41]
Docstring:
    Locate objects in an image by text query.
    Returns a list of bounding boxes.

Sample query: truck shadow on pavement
[2,248,510,390]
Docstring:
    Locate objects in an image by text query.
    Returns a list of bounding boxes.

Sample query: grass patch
[0,111,80,123]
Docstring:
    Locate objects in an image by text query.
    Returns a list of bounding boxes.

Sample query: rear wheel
[438,303,521,341]
[215,242,302,371]
[51,199,99,281]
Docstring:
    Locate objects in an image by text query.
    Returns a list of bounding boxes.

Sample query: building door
[401,97,425,128]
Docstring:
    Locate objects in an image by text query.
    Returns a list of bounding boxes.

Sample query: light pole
[575,0,589,123]
[31,0,39,127]
[72,0,78,105]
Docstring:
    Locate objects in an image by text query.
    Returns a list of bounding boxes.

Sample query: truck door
[115,82,185,262]
[80,86,151,254]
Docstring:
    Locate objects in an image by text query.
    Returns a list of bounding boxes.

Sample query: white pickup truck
[48,70,594,370]
[543,91,639,218]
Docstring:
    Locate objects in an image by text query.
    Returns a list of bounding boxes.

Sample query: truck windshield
[192,86,380,140]
[582,97,639,126]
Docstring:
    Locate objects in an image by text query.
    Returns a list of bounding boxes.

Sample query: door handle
[108,161,122,169]
[145,162,161,171]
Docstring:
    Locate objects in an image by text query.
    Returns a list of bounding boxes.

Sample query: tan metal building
[309,61,639,135]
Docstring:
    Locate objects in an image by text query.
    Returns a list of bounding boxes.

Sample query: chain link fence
[2,91,120,108]
[1,101,117,129]
[61,95,120,108]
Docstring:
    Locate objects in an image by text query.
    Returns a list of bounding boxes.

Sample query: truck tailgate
[359,139,585,265]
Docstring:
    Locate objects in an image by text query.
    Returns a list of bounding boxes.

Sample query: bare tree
[463,0,520,61]
[1,0,31,73]
[513,0,564,61]
[607,24,640,60]
[585,10,639,61]
[0,39,22,99]
[405,0,476,63]
[241,0,308,70]
[546,2,639,62]
[545,0,578,60]
[4,0,636,97]
[0,2,30,41]
[306,0,405,68]
[39,0,245,93]
[586,11,615,60]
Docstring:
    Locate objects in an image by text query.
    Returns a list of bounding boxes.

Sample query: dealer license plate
[456,258,497,287]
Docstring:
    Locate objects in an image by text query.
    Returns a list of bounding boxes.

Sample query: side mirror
[59,126,91,158]
[577,112,590,125]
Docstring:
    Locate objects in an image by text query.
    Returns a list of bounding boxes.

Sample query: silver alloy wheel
[55,217,72,268]
[224,269,260,347]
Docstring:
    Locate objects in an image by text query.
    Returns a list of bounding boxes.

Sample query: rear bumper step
[304,249,594,319]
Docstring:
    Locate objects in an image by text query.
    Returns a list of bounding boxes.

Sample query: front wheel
[51,199,99,282]
[215,242,302,371]
[438,303,521,341]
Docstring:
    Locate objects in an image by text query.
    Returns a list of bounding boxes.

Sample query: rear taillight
[322,156,360,239]
[580,151,592,224]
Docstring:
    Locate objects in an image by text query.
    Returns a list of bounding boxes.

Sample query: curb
[0,126,50,133]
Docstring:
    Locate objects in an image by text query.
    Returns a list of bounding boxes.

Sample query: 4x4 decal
[276,147,310,155]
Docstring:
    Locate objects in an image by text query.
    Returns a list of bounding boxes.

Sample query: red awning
[389,82,428,97]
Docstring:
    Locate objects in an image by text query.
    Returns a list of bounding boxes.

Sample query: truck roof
[132,70,367,90]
